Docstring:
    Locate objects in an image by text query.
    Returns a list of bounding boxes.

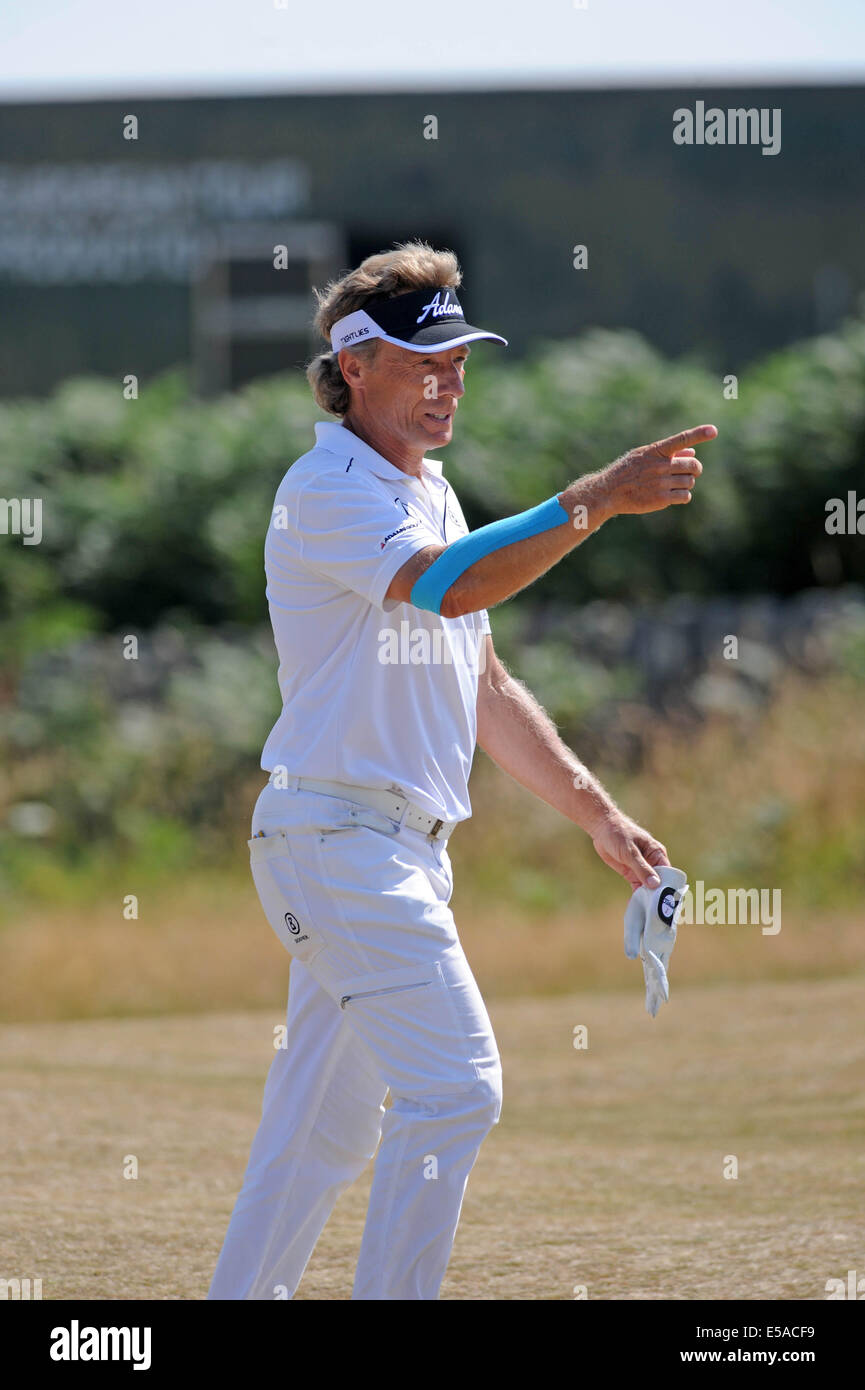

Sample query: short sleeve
[293,470,441,611]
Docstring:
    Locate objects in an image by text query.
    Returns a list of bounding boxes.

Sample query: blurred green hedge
[2,313,865,651]
[2,315,865,891]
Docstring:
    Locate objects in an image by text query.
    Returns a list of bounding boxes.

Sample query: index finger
[654,424,718,456]
[645,843,670,867]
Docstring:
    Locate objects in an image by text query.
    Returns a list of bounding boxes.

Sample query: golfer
[207,240,716,1301]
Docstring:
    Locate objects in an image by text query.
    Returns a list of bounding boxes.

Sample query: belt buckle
[429,817,445,839]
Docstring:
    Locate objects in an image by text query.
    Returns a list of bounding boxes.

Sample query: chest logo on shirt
[380,495,423,549]
[380,519,422,549]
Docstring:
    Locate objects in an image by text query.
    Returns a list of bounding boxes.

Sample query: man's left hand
[588,809,669,892]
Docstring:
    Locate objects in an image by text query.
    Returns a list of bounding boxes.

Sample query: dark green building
[0,83,861,395]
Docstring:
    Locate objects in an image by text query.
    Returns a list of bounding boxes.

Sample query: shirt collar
[314,421,446,486]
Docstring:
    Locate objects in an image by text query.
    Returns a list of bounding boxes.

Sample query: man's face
[347,340,469,453]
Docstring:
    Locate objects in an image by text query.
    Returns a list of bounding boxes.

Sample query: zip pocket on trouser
[340,980,432,1010]
[333,960,484,1096]
[248,831,327,967]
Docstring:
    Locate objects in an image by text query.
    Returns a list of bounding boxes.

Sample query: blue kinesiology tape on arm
[409,494,570,615]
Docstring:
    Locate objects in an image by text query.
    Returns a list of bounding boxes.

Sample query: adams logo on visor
[416,290,464,323]
[330,285,508,355]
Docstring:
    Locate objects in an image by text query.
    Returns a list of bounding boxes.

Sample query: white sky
[1,0,863,100]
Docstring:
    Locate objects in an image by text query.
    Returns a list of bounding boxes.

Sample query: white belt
[287,777,458,841]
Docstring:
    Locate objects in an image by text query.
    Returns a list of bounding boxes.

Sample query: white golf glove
[624,866,689,1017]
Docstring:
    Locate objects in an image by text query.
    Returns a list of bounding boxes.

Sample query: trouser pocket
[248,831,327,967]
[340,980,433,1010]
[317,803,401,839]
[335,960,483,1096]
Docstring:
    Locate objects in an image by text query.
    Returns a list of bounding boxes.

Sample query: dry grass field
[2,679,863,1301]
[3,674,864,1024]
[2,974,863,1301]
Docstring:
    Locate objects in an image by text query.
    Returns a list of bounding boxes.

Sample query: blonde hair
[306,240,462,416]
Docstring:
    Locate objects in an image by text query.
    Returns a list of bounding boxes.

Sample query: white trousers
[207,783,502,1301]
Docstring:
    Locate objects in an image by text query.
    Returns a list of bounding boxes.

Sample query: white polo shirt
[259,420,491,823]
